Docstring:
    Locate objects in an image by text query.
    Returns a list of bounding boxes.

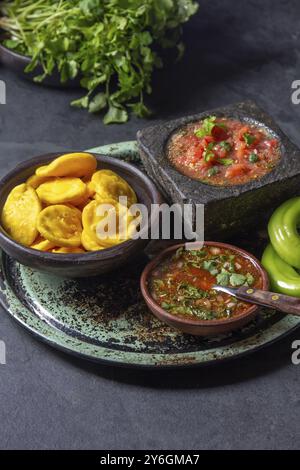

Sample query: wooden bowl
[140,241,269,336]
[0,152,162,278]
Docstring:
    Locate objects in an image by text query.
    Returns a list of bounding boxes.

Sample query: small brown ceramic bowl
[0,152,162,278]
[140,241,269,336]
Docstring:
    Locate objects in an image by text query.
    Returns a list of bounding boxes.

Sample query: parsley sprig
[243,132,256,146]
[203,142,215,162]
[195,116,227,138]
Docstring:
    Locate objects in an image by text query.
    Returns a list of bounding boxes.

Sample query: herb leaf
[88,93,107,114]
[161,302,174,310]
[195,116,216,138]
[219,141,232,151]
[174,246,184,260]
[202,260,218,276]
[217,158,234,166]
[249,152,259,163]
[216,272,230,287]
[179,284,207,299]
[203,142,215,162]
[243,133,256,146]
[103,104,128,125]
[207,167,219,177]
[189,249,207,258]
[230,273,247,286]
[246,273,254,285]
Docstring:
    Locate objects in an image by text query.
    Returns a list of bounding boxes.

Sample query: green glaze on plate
[0,141,299,368]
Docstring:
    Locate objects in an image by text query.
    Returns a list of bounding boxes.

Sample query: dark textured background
[0,0,300,450]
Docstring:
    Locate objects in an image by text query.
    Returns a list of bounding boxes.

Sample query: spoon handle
[213,285,300,316]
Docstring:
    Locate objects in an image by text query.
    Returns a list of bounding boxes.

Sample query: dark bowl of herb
[0,0,198,123]
[0,33,80,88]
[140,241,269,336]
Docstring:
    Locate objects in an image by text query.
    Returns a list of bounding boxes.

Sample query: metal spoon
[213,285,300,316]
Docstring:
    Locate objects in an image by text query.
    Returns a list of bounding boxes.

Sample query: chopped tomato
[237,125,250,141]
[253,131,262,143]
[236,141,247,160]
[211,125,228,141]
[188,267,216,290]
[191,146,204,160]
[225,163,251,178]
[198,158,213,169]
[167,117,281,185]
[174,266,216,291]
[214,146,227,159]
[264,138,278,149]
[189,266,207,277]
[203,135,214,146]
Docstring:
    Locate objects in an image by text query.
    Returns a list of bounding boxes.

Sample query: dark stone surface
[0,0,300,450]
[138,101,300,238]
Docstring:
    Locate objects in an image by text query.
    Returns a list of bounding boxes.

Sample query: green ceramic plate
[0,141,299,368]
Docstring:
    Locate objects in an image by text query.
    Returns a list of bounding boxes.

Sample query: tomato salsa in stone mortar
[167,116,281,186]
[149,245,263,321]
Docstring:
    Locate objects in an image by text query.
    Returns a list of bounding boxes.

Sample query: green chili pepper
[268,197,300,269]
[262,244,300,297]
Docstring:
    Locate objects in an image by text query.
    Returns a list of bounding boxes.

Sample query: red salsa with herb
[167,116,281,186]
[149,245,262,321]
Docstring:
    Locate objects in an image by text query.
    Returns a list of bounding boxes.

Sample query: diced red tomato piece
[214,146,227,159]
[198,158,213,169]
[225,163,251,179]
[196,278,215,291]
[211,125,228,142]
[203,135,215,145]
[192,146,204,160]
[188,267,216,291]
[237,125,250,141]
[253,131,262,143]
[236,141,247,160]
[265,138,278,149]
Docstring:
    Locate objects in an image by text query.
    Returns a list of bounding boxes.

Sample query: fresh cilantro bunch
[0,0,198,123]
